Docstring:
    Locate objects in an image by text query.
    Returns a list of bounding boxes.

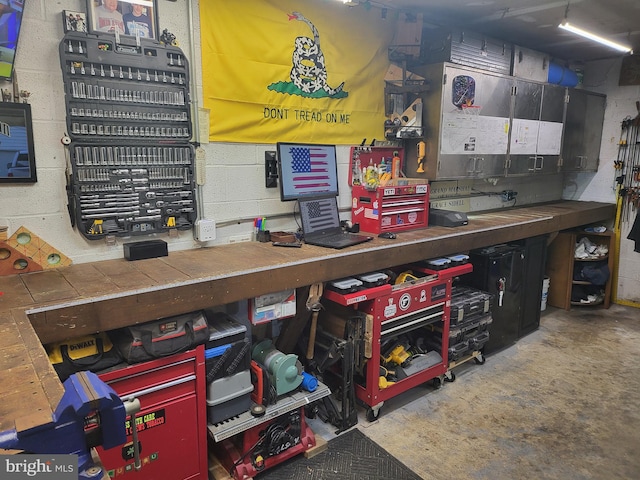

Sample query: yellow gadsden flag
[200,0,395,144]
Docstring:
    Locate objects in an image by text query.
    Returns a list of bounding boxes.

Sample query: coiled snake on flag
[289,12,344,96]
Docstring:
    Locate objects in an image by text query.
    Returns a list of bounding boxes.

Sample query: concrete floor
[309,304,640,479]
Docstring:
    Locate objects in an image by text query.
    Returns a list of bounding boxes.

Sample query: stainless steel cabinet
[417,63,604,180]
[507,82,564,176]
[421,63,512,179]
[561,88,606,172]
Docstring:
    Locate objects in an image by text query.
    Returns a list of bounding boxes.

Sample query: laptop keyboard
[308,232,371,248]
[321,233,353,242]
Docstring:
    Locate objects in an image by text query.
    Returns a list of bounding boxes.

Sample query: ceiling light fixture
[558,20,633,54]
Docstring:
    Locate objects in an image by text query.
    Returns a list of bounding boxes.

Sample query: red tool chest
[351,182,429,234]
[348,145,429,234]
[323,263,472,419]
[96,347,208,480]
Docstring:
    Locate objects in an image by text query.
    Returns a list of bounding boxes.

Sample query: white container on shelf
[541,276,550,311]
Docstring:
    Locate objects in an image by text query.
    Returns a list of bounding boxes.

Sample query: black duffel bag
[46,332,123,381]
[113,310,210,364]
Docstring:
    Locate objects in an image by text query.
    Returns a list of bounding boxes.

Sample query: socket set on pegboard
[59,31,196,240]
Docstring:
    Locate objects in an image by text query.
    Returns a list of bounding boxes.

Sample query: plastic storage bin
[207,370,253,424]
[206,312,247,348]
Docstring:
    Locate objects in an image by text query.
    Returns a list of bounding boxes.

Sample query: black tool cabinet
[59,32,196,240]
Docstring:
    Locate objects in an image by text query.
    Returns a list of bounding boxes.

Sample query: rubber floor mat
[256,428,422,480]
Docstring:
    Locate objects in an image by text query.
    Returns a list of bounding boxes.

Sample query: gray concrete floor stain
[312,304,640,480]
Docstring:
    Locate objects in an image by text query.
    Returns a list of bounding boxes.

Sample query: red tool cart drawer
[351,183,429,234]
[96,347,207,480]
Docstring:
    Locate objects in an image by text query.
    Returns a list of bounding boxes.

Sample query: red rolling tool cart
[323,262,472,420]
[96,346,208,480]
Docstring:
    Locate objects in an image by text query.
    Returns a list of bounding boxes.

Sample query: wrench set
[59,32,196,239]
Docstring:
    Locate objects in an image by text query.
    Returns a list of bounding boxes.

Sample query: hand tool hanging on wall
[615,107,640,227]
[613,106,640,304]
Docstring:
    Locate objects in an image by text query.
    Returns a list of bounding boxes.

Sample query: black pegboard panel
[59,31,196,240]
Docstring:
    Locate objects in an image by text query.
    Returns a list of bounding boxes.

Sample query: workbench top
[0,200,615,434]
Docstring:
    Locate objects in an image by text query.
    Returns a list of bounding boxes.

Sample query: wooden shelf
[571,299,605,307]
[574,255,609,262]
[546,230,613,310]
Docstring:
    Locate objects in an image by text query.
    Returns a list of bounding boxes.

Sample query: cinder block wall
[0,0,621,273]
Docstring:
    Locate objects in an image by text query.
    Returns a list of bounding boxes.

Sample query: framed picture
[87,0,158,40]
[0,103,37,184]
[63,10,88,33]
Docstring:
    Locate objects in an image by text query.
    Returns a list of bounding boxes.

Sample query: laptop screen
[299,197,341,235]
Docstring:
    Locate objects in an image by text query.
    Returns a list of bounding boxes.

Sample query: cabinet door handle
[536,156,544,171]
[475,157,484,173]
[467,157,477,174]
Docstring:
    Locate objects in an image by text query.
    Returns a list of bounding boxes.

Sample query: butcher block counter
[0,200,615,434]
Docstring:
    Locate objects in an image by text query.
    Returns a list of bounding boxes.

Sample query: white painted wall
[564,58,640,303]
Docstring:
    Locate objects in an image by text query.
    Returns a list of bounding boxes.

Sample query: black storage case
[123,239,168,260]
[449,286,493,326]
[445,340,471,362]
[467,330,490,351]
[59,32,196,240]
[448,312,493,343]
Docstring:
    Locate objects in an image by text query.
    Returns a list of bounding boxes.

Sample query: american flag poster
[300,197,339,233]
[289,146,331,194]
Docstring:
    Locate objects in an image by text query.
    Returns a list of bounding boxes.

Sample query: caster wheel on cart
[366,408,380,422]
[366,407,381,422]
[432,376,443,389]
[474,353,486,365]
[444,371,456,382]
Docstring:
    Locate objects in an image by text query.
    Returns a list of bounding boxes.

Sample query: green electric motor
[252,339,303,396]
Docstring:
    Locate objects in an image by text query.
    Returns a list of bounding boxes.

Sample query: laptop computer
[298,196,373,249]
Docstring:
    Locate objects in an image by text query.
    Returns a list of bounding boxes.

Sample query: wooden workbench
[0,200,615,435]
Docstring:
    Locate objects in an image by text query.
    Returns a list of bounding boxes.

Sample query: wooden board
[304,434,328,459]
[5,226,72,270]
[0,311,62,433]
[0,241,43,276]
